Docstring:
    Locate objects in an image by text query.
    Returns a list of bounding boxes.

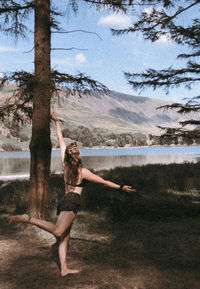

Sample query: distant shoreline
[0,143,199,153]
[82,143,200,150]
[1,145,200,182]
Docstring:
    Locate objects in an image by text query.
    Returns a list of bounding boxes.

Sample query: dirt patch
[0,209,200,289]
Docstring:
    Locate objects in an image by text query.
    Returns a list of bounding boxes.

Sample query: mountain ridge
[0,86,197,150]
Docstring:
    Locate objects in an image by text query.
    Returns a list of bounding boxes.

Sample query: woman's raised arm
[51,112,66,162]
[82,168,136,193]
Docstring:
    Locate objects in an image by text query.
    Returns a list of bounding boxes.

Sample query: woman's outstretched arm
[51,112,66,162]
[82,168,136,193]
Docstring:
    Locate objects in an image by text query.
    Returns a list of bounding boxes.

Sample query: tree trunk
[28,0,51,219]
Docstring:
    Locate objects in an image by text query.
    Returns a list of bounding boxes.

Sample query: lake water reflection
[0,146,200,180]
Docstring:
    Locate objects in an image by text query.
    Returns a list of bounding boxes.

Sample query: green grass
[1,162,200,289]
[1,162,199,219]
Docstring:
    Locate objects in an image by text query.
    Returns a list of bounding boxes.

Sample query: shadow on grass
[1,163,200,289]
[72,210,200,289]
[1,205,200,289]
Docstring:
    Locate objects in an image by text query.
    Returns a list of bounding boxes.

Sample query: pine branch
[178,50,200,59]
[0,70,109,124]
[151,1,200,30]
[157,103,200,114]
[124,61,200,91]
[185,95,200,105]
[0,71,34,124]
[0,1,34,37]
[0,2,34,14]
[111,1,200,45]
[51,70,108,96]
[179,120,200,127]
[169,19,200,48]
[83,0,131,8]
[51,47,88,51]
[157,126,200,138]
[52,30,103,41]
[83,0,172,7]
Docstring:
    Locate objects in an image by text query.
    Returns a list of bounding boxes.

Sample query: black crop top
[66,179,87,188]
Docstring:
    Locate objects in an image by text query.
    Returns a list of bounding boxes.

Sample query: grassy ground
[0,163,200,289]
[0,209,199,289]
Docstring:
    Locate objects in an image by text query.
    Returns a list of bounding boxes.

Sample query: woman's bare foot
[9,214,30,225]
[61,268,80,277]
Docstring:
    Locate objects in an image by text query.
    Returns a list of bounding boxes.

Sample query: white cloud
[0,72,4,78]
[155,34,173,45]
[52,54,87,71]
[75,53,87,64]
[144,6,163,15]
[98,13,131,28]
[0,45,18,52]
[144,7,154,15]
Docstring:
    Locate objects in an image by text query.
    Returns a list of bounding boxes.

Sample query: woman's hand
[51,111,59,122]
[122,185,136,193]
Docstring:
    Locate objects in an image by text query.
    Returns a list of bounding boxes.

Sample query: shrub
[2,143,22,151]
[19,134,29,142]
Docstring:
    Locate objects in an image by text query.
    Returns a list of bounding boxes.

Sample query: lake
[0,145,200,180]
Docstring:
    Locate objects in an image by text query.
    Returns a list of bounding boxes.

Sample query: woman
[9,112,136,277]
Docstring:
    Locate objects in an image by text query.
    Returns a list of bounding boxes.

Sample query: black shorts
[56,192,81,216]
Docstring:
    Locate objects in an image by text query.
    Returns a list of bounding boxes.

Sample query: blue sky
[0,1,199,103]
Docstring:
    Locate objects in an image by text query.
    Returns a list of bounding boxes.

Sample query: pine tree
[0,0,125,218]
[112,0,200,140]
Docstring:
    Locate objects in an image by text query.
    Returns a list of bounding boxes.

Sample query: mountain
[0,86,196,150]
[57,90,180,133]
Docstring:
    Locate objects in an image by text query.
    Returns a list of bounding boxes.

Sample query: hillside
[0,85,197,150]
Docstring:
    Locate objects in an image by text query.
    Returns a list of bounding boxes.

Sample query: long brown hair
[63,142,82,185]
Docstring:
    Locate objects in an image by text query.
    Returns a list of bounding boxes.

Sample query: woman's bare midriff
[66,186,83,195]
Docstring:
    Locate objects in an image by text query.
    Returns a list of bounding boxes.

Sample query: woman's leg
[9,211,76,237]
[58,230,80,276]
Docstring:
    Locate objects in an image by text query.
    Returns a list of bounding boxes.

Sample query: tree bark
[28,0,51,219]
